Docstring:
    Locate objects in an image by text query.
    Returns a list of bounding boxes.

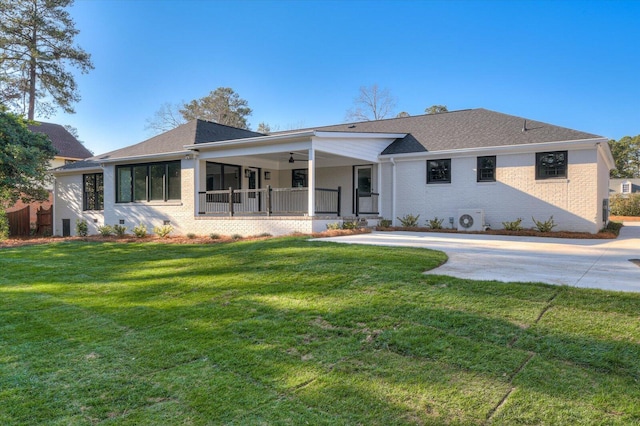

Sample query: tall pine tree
[0,0,93,119]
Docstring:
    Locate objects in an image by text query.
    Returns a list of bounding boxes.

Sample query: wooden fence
[8,206,30,237]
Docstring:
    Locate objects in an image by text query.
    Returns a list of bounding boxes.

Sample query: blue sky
[46,0,640,155]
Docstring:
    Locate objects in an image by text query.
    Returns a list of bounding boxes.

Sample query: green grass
[1,237,639,425]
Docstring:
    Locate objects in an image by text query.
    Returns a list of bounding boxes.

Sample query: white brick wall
[393,148,604,233]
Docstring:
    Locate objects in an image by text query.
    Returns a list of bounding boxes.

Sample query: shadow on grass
[1,238,639,424]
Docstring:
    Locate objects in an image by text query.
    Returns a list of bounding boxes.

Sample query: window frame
[116,161,181,203]
[206,161,241,192]
[83,172,104,211]
[477,156,497,182]
[426,159,451,184]
[535,151,568,180]
[292,169,308,188]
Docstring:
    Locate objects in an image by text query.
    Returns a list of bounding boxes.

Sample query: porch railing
[355,189,379,216]
[198,186,341,216]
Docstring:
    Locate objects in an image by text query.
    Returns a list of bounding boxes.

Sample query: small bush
[326,222,341,230]
[113,224,127,237]
[397,214,420,227]
[610,194,640,216]
[97,225,114,237]
[153,225,173,238]
[258,232,272,238]
[600,221,623,236]
[532,216,557,233]
[341,220,359,230]
[0,209,8,240]
[76,219,88,237]
[231,234,242,240]
[502,218,523,231]
[132,224,147,238]
[186,233,196,239]
[378,218,392,228]
[426,217,444,229]
[209,233,221,240]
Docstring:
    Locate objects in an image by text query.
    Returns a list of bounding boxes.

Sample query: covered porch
[187,130,402,222]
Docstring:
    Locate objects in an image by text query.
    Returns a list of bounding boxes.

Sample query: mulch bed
[376,226,619,239]
[0,228,371,249]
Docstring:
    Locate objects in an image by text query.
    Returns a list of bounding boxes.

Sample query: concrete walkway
[314,223,640,293]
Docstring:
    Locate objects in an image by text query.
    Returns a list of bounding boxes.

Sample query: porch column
[194,158,200,215]
[308,148,315,217]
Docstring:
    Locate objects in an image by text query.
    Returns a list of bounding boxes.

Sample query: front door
[245,167,261,212]
[354,165,373,215]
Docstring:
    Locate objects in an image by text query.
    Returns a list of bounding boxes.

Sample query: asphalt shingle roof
[95,119,263,160]
[310,108,603,154]
[28,122,93,159]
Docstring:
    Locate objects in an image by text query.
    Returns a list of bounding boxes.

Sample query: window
[206,162,240,191]
[621,181,631,194]
[83,173,103,210]
[116,161,181,202]
[292,169,308,187]
[427,159,451,184]
[536,151,567,179]
[477,156,496,182]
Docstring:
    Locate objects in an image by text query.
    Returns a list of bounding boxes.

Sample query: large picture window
[83,173,103,210]
[536,151,567,180]
[427,159,451,184]
[116,161,181,202]
[206,162,240,191]
[477,156,496,182]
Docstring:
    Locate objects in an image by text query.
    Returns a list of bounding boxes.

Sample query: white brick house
[52,109,615,236]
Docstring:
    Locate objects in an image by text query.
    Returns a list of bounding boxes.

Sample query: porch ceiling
[208,150,376,169]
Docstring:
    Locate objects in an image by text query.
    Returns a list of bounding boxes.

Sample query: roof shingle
[27,122,93,159]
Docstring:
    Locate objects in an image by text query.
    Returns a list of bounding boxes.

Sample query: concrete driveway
[314,222,640,293]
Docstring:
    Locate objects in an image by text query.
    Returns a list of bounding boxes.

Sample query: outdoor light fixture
[289,153,295,163]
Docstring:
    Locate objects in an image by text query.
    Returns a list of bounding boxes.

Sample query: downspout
[52,177,57,236]
[390,157,397,226]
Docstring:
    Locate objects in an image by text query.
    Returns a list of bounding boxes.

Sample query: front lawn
[1,237,638,425]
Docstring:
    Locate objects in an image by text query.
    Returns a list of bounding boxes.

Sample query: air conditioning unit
[457,209,485,232]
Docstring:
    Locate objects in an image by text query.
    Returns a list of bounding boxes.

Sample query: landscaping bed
[376,225,620,239]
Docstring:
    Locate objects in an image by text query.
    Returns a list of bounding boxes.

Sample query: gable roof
[27,122,93,159]
[308,108,603,154]
[94,119,263,161]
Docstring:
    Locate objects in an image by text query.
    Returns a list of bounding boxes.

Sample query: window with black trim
[477,156,496,182]
[116,161,181,202]
[206,162,240,191]
[427,159,451,184]
[536,151,567,179]
[83,173,103,210]
[292,169,308,187]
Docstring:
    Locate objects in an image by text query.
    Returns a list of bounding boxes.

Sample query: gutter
[378,137,610,161]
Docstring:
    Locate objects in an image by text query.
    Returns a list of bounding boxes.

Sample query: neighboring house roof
[95,119,264,161]
[610,178,640,194]
[27,122,93,159]
[307,108,604,154]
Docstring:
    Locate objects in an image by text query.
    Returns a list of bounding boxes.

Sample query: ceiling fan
[288,152,308,163]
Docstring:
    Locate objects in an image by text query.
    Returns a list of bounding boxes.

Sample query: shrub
[76,219,88,237]
[97,225,114,237]
[326,222,341,230]
[153,225,173,238]
[600,221,623,236]
[610,194,640,216]
[186,233,196,239]
[426,217,444,229]
[532,216,557,233]
[502,218,523,231]
[0,209,8,240]
[397,214,420,227]
[378,218,392,228]
[341,220,359,230]
[231,234,242,240]
[132,224,147,238]
[258,232,272,237]
[113,224,127,237]
[209,233,221,240]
